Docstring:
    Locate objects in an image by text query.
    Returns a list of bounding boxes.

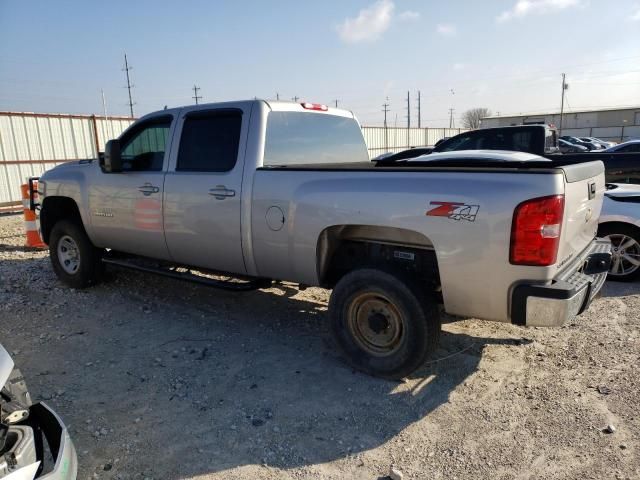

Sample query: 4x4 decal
[426,201,480,222]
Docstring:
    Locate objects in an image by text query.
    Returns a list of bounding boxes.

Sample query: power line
[123,53,135,117]
[192,84,202,105]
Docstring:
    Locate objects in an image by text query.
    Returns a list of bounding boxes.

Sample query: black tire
[598,224,640,282]
[328,268,440,379]
[49,220,104,288]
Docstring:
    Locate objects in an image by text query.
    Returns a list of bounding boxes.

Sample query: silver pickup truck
[36,100,611,379]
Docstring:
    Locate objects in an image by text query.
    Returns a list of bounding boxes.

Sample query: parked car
[560,136,599,151]
[598,183,640,281]
[432,125,559,156]
[0,344,77,479]
[35,100,610,379]
[577,137,605,150]
[603,139,640,153]
[559,138,588,153]
[371,146,434,162]
[425,126,640,184]
[583,137,616,149]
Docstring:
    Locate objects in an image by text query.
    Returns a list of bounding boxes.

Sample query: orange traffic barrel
[21,183,46,248]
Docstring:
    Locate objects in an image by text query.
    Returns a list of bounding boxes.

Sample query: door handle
[138,184,160,196]
[208,186,236,200]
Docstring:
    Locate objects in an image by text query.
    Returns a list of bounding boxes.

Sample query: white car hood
[605,184,640,199]
[0,342,15,388]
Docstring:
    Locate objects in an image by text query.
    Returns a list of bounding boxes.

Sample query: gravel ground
[1,213,638,480]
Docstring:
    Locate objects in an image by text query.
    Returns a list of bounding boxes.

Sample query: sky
[1,0,639,126]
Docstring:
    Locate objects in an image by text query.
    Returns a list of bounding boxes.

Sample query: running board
[101,257,271,291]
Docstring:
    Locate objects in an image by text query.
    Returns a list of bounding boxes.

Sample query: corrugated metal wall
[0,112,134,207]
[362,126,467,157]
[0,111,463,207]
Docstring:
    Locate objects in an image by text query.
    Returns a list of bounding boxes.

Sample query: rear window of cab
[264,112,369,166]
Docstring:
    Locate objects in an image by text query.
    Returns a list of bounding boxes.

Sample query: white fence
[0,111,462,208]
[362,126,467,157]
[0,112,134,209]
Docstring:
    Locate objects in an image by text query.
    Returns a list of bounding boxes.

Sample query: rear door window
[177,110,242,172]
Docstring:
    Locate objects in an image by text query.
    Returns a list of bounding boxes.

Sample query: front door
[88,114,175,260]
[163,104,250,274]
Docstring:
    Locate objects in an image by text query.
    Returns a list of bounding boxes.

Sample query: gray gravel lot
[1,213,638,480]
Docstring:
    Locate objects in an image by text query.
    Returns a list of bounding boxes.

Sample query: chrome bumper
[511,238,611,327]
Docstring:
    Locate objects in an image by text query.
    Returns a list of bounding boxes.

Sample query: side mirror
[102,139,122,173]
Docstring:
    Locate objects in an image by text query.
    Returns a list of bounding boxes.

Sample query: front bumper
[32,403,77,480]
[511,238,611,327]
[2,403,77,480]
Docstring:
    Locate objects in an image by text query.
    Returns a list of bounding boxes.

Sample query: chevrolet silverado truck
[35,100,611,379]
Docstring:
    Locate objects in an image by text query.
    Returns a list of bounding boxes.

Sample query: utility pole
[276,93,280,100]
[382,98,390,151]
[333,99,339,108]
[123,53,135,117]
[192,85,202,105]
[449,108,455,128]
[559,73,568,136]
[416,90,421,129]
[292,96,299,102]
[101,89,108,120]
[406,91,411,148]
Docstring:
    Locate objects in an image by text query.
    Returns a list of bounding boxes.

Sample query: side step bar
[102,256,272,291]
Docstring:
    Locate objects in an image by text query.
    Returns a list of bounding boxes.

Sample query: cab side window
[120,117,172,172]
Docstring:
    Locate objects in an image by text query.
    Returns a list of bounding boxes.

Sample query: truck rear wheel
[328,269,440,379]
[50,220,104,289]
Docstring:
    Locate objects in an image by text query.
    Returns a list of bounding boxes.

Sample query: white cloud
[398,10,420,21]
[453,63,465,70]
[497,0,581,22]
[631,6,640,20]
[436,23,457,36]
[337,0,395,44]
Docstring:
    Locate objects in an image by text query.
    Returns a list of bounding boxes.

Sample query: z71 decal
[426,201,480,222]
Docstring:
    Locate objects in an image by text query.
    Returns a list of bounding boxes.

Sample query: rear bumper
[511,238,611,327]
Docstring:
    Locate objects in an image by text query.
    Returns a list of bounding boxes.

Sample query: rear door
[163,103,251,274]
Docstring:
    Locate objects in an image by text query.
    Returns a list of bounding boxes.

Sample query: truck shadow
[2,257,529,479]
[600,280,640,297]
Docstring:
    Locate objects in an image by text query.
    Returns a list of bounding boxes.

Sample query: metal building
[480,106,640,142]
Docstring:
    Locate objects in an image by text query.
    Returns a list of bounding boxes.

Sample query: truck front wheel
[328,269,440,379]
[49,220,104,289]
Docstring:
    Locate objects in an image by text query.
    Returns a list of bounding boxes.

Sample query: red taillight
[510,195,564,266]
[301,102,328,111]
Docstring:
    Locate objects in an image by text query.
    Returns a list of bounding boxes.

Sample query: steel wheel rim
[607,233,640,277]
[57,235,81,274]
[347,292,404,356]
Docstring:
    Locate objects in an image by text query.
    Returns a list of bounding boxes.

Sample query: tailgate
[557,161,605,270]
